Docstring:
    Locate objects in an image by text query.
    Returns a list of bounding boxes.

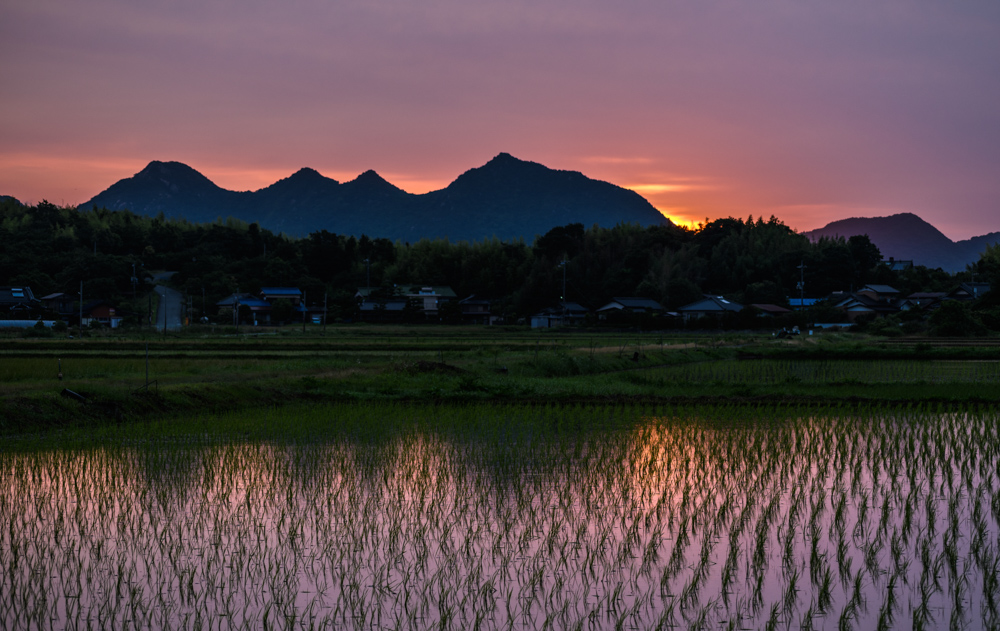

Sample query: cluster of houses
[826,283,991,322]
[0,286,124,328]
[660,282,992,328]
[0,280,992,330]
[213,286,497,326]
[218,281,992,328]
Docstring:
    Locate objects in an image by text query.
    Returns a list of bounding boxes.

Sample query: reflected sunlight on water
[2,406,999,629]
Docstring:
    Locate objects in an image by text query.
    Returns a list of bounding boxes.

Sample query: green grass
[3,326,1000,435]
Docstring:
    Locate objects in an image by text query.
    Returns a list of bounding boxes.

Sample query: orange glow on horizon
[3,154,935,239]
[657,210,701,231]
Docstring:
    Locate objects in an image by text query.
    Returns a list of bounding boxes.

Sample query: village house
[750,303,791,317]
[356,285,457,320]
[0,286,40,316]
[530,302,589,328]
[830,290,900,322]
[358,298,408,322]
[39,292,75,316]
[259,287,303,305]
[677,295,743,322]
[857,285,901,302]
[216,293,272,324]
[458,295,495,325]
[596,297,667,317]
[948,282,991,301]
[81,301,123,328]
[899,292,946,312]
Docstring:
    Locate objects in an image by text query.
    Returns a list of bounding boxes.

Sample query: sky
[1,0,998,239]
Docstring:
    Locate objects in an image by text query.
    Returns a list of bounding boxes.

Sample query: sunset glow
[0,1,997,239]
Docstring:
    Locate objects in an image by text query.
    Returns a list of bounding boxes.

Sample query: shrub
[23,321,53,338]
[929,301,987,337]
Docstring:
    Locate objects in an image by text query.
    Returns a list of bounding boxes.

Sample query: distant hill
[79,153,670,242]
[803,213,1000,272]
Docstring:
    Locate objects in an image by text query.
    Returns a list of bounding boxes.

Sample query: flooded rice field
[2,404,999,630]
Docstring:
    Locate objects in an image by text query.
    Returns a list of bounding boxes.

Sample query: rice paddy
[3,403,999,630]
[640,358,1000,386]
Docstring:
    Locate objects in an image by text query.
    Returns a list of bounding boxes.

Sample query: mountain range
[78,153,670,243]
[803,213,1000,273]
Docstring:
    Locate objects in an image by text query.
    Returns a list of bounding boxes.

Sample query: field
[4,326,1000,432]
[2,327,1000,629]
[3,403,1000,630]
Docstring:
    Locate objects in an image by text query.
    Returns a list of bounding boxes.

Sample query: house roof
[216,293,254,306]
[678,295,743,313]
[833,292,899,313]
[459,294,491,305]
[81,300,114,313]
[902,292,945,309]
[39,292,68,301]
[788,298,820,308]
[862,284,900,294]
[882,259,914,271]
[260,287,302,297]
[217,294,270,308]
[950,282,991,299]
[0,287,38,305]
[597,297,666,312]
[751,303,791,314]
[534,302,589,317]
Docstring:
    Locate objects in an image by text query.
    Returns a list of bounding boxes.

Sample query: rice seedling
[1,403,999,629]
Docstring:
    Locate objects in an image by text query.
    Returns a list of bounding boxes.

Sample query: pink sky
[1,0,998,239]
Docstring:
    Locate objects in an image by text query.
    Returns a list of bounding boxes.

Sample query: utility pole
[323,292,328,336]
[797,261,806,307]
[78,281,83,335]
[559,259,567,316]
[364,258,371,295]
[302,291,307,334]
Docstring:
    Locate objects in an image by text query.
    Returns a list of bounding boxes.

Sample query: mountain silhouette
[803,213,1000,272]
[80,154,670,242]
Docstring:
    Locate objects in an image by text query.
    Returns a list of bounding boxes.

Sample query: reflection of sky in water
[1,410,998,629]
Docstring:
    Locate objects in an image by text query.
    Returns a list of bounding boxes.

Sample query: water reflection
[1,407,998,629]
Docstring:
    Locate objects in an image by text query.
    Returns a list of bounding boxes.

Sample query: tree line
[0,198,973,324]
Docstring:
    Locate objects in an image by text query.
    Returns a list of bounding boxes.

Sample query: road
[154,285,184,332]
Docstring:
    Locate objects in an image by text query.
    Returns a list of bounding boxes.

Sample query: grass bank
[3,326,1000,434]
